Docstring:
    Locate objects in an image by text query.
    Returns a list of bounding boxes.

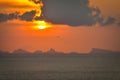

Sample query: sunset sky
[0,0,120,53]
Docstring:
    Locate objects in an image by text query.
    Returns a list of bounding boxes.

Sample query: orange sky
[0,0,120,53]
[91,0,120,17]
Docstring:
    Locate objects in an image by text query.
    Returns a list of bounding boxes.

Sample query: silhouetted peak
[46,48,56,54]
[13,49,30,54]
[90,48,116,54]
[0,50,4,53]
[0,50,9,54]
[34,50,43,54]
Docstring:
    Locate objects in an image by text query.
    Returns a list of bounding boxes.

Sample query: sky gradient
[0,0,120,53]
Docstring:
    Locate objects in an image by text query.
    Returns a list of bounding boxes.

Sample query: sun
[38,25,46,29]
[33,21,51,30]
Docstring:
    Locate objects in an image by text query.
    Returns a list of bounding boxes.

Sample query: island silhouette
[0,48,120,57]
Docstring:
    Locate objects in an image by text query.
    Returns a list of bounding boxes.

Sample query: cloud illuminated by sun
[33,21,51,30]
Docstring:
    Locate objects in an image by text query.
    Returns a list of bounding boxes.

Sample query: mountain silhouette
[46,48,56,54]
[33,50,43,54]
[90,48,119,54]
[0,48,120,56]
[12,49,31,55]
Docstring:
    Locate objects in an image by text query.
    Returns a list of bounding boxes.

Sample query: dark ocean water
[0,55,120,80]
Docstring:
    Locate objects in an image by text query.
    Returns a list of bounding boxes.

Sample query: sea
[0,55,120,80]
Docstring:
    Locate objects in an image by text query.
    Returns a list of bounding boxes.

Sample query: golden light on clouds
[0,0,40,15]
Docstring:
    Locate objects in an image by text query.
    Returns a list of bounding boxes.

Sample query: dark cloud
[35,14,45,20]
[40,0,116,26]
[102,17,116,26]
[118,22,120,26]
[29,0,42,4]
[0,12,18,22]
[117,18,120,26]
[19,10,36,21]
[0,0,118,26]
[0,10,36,22]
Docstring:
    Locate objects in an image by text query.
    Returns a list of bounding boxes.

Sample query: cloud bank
[41,0,117,26]
[0,10,36,22]
[0,12,18,22]
[19,10,36,21]
[0,0,118,26]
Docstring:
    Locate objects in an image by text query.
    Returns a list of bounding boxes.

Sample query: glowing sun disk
[38,25,46,29]
[33,21,51,30]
